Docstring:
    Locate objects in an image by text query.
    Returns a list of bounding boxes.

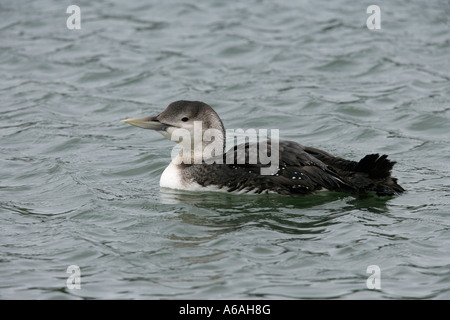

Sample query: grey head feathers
[157,100,225,138]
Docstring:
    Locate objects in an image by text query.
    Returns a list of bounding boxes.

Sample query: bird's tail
[355,154,405,196]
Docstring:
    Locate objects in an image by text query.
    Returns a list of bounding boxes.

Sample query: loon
[122,100,404,196]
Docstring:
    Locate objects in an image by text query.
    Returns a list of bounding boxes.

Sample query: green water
[0,0,449,299]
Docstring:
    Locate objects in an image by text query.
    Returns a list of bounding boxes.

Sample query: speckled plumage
[180,141,404,196]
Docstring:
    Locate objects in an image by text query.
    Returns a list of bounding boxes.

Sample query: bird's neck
[172,129,225,165]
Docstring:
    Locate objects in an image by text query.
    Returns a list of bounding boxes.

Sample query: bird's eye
[181,117,189,122]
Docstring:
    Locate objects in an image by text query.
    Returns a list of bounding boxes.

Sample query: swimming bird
[122,100,404,196]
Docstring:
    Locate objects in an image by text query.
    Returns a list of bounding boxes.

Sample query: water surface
[1,0,449,299]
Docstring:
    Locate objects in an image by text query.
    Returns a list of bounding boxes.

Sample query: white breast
[159,161,224,192]
[160,162,185,189]
[159,161,270,194]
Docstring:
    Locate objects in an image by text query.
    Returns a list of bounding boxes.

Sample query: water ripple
[0,0,449,299]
